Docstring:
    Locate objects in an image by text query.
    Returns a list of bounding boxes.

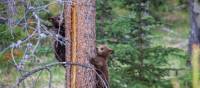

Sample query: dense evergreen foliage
[0,0,193,88]
[96,0,188,88]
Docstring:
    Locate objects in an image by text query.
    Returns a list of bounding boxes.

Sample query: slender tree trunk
[7,0,16,27]
[188,0,200,63]
[188,1,200,87]
[64,0,96,88]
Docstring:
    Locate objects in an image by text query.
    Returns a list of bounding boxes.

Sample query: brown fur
[49,15,65,65]
[48,15,64,29]
[50,15,113,87]
[90,45,113,88]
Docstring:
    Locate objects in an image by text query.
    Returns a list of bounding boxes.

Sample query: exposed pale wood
[71,2,78,88]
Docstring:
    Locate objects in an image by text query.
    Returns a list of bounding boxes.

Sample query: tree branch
[13,61,93,88]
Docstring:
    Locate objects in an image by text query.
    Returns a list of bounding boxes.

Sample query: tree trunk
[7,0,17,27]
[64,0,96,88]
[188,0,200,63]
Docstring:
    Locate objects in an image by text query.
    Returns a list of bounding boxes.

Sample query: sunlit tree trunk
[188,1,200,88]
[188,0,200,63]
[64,0,96,88]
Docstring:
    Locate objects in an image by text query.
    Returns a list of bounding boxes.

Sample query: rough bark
[64,2,72,88]
[188,0,200,63]
[64,0,96,88]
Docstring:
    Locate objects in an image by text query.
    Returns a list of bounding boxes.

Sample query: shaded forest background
[0,0,193,88]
